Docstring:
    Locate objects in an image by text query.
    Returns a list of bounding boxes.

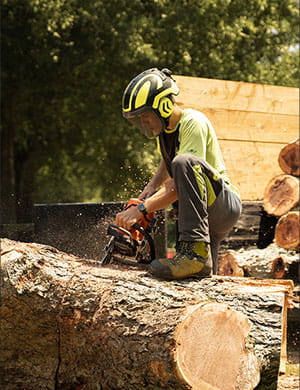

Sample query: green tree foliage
[1,0,299,220]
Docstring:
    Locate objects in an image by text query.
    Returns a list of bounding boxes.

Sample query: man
[116,68,242,280]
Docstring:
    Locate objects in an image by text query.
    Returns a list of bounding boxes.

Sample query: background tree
[1,0,299,224]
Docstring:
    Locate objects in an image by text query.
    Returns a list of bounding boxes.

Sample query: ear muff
[158,96,174,118]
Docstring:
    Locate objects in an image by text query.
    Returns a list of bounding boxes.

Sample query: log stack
[263,140,300,251]
[278,139,300,177]
[0,238,295,390]
[218,244,299,281]
[219,140,299,280]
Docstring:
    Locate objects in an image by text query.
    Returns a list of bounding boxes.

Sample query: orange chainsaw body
[100,198,156,266]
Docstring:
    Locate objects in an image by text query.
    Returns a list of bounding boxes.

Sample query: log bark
[274,211,300,250]
[263,174,299,216]
[0,238,294,390]
[278,140,300,177]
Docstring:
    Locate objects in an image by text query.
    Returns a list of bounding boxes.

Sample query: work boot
[149,241,212,280]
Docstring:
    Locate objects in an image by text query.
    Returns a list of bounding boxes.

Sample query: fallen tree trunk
[278,139,300,177]
[274,211,300,250]
[263,174,299,216]
[0,238,294,390]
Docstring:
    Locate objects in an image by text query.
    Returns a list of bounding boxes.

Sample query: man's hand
[115,206,142,230]
[117,176,177,230]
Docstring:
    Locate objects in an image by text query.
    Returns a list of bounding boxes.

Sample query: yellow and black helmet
[122,68,179,137]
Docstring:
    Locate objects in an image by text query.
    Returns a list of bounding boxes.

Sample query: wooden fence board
[220,140,283,200]
[175,75,299,200]
[197,109,298,144]
[175,75,299,115]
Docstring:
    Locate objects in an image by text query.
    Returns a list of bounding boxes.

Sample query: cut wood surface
[271,256,288,280]
[263,174,299,216]
[278,140,300,176]
[274,211,300,250]
[0,239,294,390]
[175,75,299,200]
[218,252,244,277]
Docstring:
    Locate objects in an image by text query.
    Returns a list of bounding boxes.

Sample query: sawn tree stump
[0,239,294,390]
[263,174,299,216]
[278,139,300,176]
[274,211,300,250]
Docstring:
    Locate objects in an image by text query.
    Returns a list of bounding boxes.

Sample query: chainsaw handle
[109,224,132,238]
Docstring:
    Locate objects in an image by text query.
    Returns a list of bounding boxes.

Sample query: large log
[263,174,299,216]
[274,211,300,250]
[0,238,294,390]
[278,139,300,177]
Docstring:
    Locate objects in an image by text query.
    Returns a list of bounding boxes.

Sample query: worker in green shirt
[116,68,242,280]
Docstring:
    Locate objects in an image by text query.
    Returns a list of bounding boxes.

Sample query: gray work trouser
[171,154,242,274]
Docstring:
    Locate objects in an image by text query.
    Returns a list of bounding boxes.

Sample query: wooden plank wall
[174,75,299,200]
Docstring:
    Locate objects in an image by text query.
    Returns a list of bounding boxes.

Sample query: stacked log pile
[219,140,299,280]
[0,238,295,390]
[218,244,299,280]
[264,139,300,251]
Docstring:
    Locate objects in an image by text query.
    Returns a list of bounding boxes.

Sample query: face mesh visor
[125,114,163,139]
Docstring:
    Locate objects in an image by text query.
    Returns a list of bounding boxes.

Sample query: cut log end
[271,256,286,279]
[274,211,300,249]
[278,140,300,176]
[175,302,260,390]
[218,252,244,277]
[263,174,299,216]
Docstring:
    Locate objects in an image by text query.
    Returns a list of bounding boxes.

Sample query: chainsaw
[100,198,156,267]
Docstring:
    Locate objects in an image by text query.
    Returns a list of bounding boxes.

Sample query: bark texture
[0,239,294,390]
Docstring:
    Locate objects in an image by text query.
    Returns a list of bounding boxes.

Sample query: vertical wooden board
[220,140,284,200]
